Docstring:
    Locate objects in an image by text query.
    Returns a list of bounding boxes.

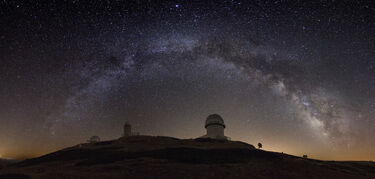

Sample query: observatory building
[123,121,132,137]
[123,121,140,137]
[87,136,100,143]
[200,114,229,140]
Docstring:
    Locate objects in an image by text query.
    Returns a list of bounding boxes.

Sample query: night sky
[1,0,375,161]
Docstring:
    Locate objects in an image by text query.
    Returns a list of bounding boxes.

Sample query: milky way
[1,0,375,160]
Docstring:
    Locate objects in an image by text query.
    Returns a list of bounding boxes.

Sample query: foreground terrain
[1,136,375,178]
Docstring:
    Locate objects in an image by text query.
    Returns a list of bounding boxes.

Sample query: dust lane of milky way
[0,0,375,160]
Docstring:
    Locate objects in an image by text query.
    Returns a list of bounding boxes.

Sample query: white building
[123,121,140,137]
[200,114,229,140]
[87,136,100,143]
[123,121,132,137]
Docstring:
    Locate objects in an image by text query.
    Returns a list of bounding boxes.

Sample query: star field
[0,0,375,160]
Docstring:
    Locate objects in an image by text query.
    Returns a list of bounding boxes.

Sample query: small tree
[258,142,262,149]
[303,155,308,158]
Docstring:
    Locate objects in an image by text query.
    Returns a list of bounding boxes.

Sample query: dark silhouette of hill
[1,136,375,178]
[0,159,18,169]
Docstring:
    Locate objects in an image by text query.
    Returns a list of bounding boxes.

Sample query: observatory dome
[123,122,132,137]
[205,114,226,128]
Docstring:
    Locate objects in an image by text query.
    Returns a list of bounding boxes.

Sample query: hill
[1,136,375,178]
[0,159,17,169]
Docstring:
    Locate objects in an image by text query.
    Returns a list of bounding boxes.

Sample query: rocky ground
[1,136,375,179]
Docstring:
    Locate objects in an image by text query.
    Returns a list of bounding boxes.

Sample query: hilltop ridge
[1,136,375,178]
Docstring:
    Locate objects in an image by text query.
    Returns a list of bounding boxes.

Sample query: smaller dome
[124,122,131,127]
[205,114,225,128]
[87,136,100,143]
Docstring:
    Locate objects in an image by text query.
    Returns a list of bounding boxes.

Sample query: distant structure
[87,136,100,143]
[123,121,140,137]
[199,114,229,140]
[123,121,132,137]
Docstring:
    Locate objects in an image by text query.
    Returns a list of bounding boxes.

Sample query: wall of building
[206,125,225,138]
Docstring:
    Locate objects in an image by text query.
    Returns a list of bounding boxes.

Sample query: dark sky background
[1,0,375,160]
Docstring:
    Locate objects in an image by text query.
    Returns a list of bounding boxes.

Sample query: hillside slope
[1,136,375,179]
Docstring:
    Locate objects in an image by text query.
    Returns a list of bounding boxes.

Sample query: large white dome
[205,114,225,128]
